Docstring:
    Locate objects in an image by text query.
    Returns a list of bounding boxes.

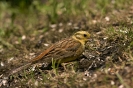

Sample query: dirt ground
[0,1,133,88]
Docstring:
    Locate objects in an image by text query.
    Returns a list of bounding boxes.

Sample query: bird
[9,31,90,75]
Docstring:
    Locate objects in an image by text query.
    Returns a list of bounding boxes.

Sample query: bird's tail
[9,62,32,76]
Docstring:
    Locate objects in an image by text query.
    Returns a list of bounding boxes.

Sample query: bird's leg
[61,61,78,73]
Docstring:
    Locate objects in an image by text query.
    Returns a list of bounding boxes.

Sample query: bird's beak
[88,39,92,42]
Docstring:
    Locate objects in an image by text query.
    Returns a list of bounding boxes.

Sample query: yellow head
[72,31,90,45]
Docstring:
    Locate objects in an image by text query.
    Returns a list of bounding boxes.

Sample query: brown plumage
[10,31,90,75]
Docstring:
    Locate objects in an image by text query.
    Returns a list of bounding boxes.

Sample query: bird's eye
[83,34,87,37]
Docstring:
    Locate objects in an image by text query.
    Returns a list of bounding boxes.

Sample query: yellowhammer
[10,31,90,75]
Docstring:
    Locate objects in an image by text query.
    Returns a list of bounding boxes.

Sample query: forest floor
[0,0,133,88]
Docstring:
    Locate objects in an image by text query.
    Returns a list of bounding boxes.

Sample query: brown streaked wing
[30,38,70,63]
[31,44,55,63]
[43,38,82,61]
[31,38,82,63]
